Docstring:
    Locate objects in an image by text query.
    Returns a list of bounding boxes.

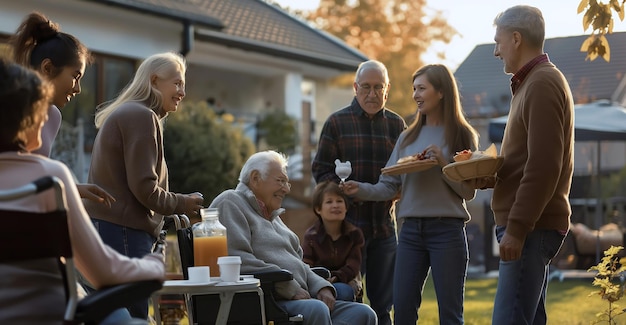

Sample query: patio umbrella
[488,100,626,143]
[488,100,626,262]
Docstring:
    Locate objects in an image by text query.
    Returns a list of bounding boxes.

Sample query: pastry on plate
[397,149,428,164]
[453,149,472,162]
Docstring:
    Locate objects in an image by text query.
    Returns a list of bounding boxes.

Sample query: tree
[163,101,255,204]
[257,111,298,155]
[578,0,626,62]
[306,0,457,118]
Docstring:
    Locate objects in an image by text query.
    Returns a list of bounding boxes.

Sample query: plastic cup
[188,266,211,282]
[217,256,242,282]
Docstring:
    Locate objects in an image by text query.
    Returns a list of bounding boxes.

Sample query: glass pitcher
[192,208,228,277]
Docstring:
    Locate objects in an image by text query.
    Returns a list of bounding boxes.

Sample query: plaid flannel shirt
[312,98,406,239]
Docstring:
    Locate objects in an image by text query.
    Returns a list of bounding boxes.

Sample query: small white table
[151,276,266,325]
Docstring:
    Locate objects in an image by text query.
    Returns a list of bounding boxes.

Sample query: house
[0,1,364,171]
[0,0,365,169]
[0,0,366,238]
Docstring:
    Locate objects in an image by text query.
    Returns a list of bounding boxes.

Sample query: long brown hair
[399,64,479,158]
[10,12,91,78]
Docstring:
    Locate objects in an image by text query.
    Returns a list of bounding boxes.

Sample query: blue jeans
[492,226,565,325]
[92,218,156,319]
[393,217,468,325]
[276,299,377,325]
[99,308,131,325]
[333,282,355,301]
[362,233,396,325]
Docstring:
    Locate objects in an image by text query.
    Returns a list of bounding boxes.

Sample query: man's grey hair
[355,60,390,85]
[239,150,289,184]
[494,5,545,49]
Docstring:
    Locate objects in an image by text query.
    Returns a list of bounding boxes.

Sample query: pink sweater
[0,151,164,323]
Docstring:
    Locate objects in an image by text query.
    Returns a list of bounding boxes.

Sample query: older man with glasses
[312,60,406,325]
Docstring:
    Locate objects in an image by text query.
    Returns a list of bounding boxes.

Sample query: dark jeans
[393,217,467,325]
[362,234,396,325]
[92,218,155,319]
[333,282,356,301]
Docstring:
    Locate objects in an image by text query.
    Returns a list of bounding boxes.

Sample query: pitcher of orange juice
[192,208,228,277]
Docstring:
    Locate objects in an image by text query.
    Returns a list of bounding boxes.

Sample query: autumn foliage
[578,0,626,62]
[305,0,457,118]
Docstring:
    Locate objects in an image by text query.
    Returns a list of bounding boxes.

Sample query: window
[62,55,135,151]
[102,57,135,101]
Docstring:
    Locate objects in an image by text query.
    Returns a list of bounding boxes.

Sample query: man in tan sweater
[472,5,574,325]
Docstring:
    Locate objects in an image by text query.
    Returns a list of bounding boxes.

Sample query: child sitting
[302,181,364,301]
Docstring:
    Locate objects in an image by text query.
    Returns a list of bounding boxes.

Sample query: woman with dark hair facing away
[0,58,165,325]
[85,52,204,318]
[343,64,479,324]
[302,180,365,302]
[10,11,115,207]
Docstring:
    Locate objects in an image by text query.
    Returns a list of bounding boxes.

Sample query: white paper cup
[188,266,210,282]
[217,256,241,282]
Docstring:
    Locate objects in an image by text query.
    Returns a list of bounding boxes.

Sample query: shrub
[588,245,626,324]
[163,101,255,205]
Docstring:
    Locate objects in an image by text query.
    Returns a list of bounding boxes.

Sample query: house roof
[455,32,626,118]
[89,0,367,71]
[86,0,224,29]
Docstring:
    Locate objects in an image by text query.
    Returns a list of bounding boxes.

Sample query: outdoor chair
[0,176,163,325]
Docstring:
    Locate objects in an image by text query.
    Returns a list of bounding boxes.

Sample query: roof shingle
[91,0,367,70]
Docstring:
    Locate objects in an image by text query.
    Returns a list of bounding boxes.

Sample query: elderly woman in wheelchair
[209,150,377,324]
[0,59,165,324]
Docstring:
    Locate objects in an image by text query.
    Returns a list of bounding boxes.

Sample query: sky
[273,0,626,70]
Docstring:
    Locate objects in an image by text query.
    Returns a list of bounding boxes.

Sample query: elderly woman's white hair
[239,150,289,185]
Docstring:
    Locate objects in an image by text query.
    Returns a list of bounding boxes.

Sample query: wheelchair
[0,176,162,325]
[163,214,336,324]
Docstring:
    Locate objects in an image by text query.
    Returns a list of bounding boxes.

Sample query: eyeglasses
[357,83,386,95]
[274,177,291,190]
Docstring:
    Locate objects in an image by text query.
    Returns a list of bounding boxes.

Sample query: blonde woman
[85,52,203,319]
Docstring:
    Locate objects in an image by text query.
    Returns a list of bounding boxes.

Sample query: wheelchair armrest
[250,269,293,284]
[311,267,331,280]
[74,280,163,323]
[248,270,294,323]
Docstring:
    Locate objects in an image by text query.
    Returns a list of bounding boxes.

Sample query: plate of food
[442,144,504,182]
[381,150,438,176]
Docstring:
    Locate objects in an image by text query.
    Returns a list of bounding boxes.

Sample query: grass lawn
[413,276,610,325]
[154,274,616,324]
